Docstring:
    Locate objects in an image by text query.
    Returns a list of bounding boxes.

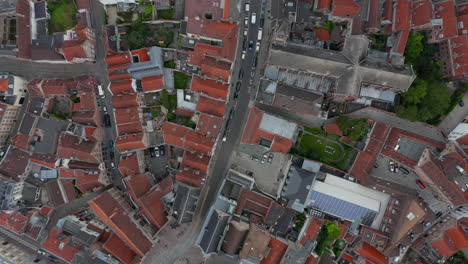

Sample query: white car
[244,29,248,36]
[244,17,249,26]
[103,106,107,113]
[251,13,257,24]
[242,51,246,59]
[256,42,260,52]
[245,3,250,12]
[110,162,115,168]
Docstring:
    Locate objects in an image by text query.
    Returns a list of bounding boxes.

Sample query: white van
[98,84,105,98]
[251,13,256,24]
[245,3,250,12]
[257,29,263,41]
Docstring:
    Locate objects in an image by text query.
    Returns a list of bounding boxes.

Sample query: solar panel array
[307,191,378,226]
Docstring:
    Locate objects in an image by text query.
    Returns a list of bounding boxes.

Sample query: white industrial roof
[259,113,297,139]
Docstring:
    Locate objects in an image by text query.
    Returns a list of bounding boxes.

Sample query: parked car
[103,106,107,113]
[261,156,267,164]
[399,166,410,175]
[248,40,254,50]
[256,42,260,52]
[108,140,114,149]
[389,161,395,172]
[244,16,249,26]
[245,3,250,12]
[460,100,465,107]
[243,40,247,49]
[103,114,111,127]
[242,50,246,59]
[253,56,258,67]
[110,162,115,168]
[154,147,160,157]
[109,151,115,160]
[251,13,256,24]
[149,147,155,158]
[394,164,399,173]
[416,179,426,189]
[267,153,273,163]
[244,29,248,36]
[159,145,165,156]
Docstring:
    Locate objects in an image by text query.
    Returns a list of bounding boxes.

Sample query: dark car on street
[248,40,254,50]
[103,114,111,127]
[159,145,165,156]
[399,166,410,175]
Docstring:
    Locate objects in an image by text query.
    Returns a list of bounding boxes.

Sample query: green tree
[401,79,428,104]
[396,104,419,121]
[161,89,170,110]
[124,19,149,50]
[315,222,341,256]
[405,33,424,60]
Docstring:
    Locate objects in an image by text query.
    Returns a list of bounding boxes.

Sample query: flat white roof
[259,113,297,139]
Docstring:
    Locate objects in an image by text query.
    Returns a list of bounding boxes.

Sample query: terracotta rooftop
[110,80,134,95]
[114,106,141,125]
[200,57,231,83]
[430,222,468,257]
[394,0,412,31]
[392,30,410,55]
[432,0,458,41]
[103,234,141,264]
[141,75,164,92]
[355,242,388,264]
[57,133,99,163]
[89,191,153,256]
[185,130,214,155]
[447,34,468,79]
[175,165,207,187]
[112,93,140,109]
[196,95,226,117]
[324,123,343,136]
[162,122,190,148]
[138,176,173,229]
[16,0,31,59]
[239,222,271,261]
[196,112,223,138]
[115,133,147,152]
[118,153,142,177]
[182,151,211,172]
[125,173,153,201]
[61,40,88,61]
[332,0,360,19]
[131,49,150,62]
[260,237,288,264]
[411,0,433,29]
[191,76,229,100]
[42,228,82,263]
[235,189,273,218]
[184,0,231,39]
[316,0,332,12]
[106,52,132,66]
[7,212,28,234]
[0,147,30,182]
[72,92,97,112]
[301,218,324,246]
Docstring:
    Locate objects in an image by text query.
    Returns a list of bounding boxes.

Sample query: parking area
[147,145,169,182]
[371,155,449,214]
[0,237,41,264]
[231,151,290,196]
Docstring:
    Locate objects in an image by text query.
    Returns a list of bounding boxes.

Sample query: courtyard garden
[292,127,357,171]
[47,0,77,32]
[336,116,372,142]
[174,71,191,89]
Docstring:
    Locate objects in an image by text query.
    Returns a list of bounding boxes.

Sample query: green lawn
[157,8,174,19]
[174,71,190,89]
[48,0,77,32]
[293,129,357,171]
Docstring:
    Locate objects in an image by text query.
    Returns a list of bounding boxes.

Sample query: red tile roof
[57,133,100,163]
[110,80,134,95]
[431,224,468,257]
[301,218,324,245]
[61,40,88,61]
[115,106,141,124]
[350,122,391,183]
[72,92,97,112]
[125,173,153,201]
[16,0,31,59]
[118,122,144,135]
[235,189,273,218]
[196,95,226,117]
[175,165,207,187]
[196,112,223,138]
[103,234,141,264]
[112,93,140,109]
[108,64,130,75]
[182,151,211,172]
[355,242,387,264]
[314,29,330,41]
[42,79,69,96]
[0,147,31,182]
[76,0,91,9]
[191,76,229,100]
[411,0,433,29]
[62,180,76,202]
[332,0,360,18]
[115,133,147,152]
[324,123,343,136]
[40,206,53,218]
[76,173,102,193]
[184,0,231,39]
[162,122,190,148]
[131,49,149,62]
[432,0,458,41]
[89,192,153,256]
[394,0,412,31]
[42,228,82,263]
[118,153,142,177]
[185,130,215,155]
[459,3,468,16]
[200,58,231,83]
[106,52,132,66]
[447,34,468,79]
[341,253,354,262]
[382,0,393,23]
[141,75,164,92]
[316,0,332,12]
[260,238,288,264]
[138,177,173,229]
[7,212,28,234]
[241,107,293,154]
[366,0,380,32]
[0,78,9,92]
[392,30,410,55]
[305,256,319,264]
